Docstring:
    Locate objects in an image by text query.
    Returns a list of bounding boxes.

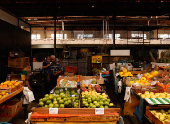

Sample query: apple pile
[138,91,170,98]
[151,109,170,123]
[39,89,79,108]
[81,91,114,108]
[80,84,102,93]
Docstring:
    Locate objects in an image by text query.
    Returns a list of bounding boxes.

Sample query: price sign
[60,89,63,92]
[95,108,104,114]
[49,108,58,114]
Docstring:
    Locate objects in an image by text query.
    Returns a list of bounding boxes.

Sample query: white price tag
[65,88,67,90]
[72,95,75,97]
[49,108,58,114]
[152,64,155,68]
[60,89,63,92]
[95,108,104,114]
[151,81,157,86]
[116,73,119,76]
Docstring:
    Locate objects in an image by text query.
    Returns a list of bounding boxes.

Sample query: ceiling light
[28,19,31,20]
[92,5,94,8]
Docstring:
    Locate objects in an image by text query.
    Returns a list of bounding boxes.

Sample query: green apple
[64,101,69,106]
[93,101,97,104]
[49,103,54,108]
[96,98,100,102]
[53,104,59,108]
[91,97,95,101]
[83,101,87,105]
[57,97,61,101]
[95,103,100,108]
[105,106,109,108]
[109,103,114,107]
[45,94,49,97]
[60,104,65,108]
[85,103,89,107]
[39,98,43,102]
[42,98,47,103]
[46,100,52,105]
[107,99,110,103]
[39,102,44,107]
[53,100,58,104]
[104,101,109,106]
[59,99,64,104]
[68,100,71,104]
[88,99,92,103]
[99,101,104,106]
[92,105,96,108]
[44,104,49,108]
[99,106,104,108]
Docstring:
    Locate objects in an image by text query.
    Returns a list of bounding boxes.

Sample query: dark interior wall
[0,19,31,65]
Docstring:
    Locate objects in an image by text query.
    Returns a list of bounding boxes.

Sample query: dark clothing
[43,61,50,74]
[43,61,50,94]
[49,61,62,90]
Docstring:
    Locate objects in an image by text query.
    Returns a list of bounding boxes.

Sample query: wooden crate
[0,83,23,93]
[31,108,120,123]
[145,106,170,124]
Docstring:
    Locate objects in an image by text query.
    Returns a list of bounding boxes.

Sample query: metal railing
[31,30,170,41]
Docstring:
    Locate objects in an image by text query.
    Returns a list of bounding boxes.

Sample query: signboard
[92,56,102,63]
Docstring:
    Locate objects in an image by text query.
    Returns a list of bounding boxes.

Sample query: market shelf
[0,87,24,104]
[151,62,170,67]
[0,107,24,123]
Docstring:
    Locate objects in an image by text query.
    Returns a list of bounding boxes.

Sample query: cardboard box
[8,57,15,67]
[96,76,104,84]
[0,98,22,117]
[64,72,75,77]
[8,57,30,68]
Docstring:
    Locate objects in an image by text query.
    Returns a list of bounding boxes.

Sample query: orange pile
[0,91,8,99]
[0,81,20,89]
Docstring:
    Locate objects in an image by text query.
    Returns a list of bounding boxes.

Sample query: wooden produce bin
[145,106,170,124]
[57,77,78,87]
[31,108,120,124]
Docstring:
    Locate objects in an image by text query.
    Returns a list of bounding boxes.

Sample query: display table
[31,108,120,124]
[0,87,24,123]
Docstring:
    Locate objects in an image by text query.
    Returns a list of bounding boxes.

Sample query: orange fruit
[1,91,6,95]
[12,86,15,88]
[0,95,2,99]
[3,85,8,87]
[8,83,12,86]
[11,81,15,84]
[0,83,4,85]
[4,82,8,85]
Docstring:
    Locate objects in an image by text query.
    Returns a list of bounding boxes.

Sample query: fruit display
[80,78,97,86]
[119,68,133,77]
[150,109,170,124]
[81,91,114,108]
[80,84,102,93]
[0,81,20,88]
[138,91,170,98]
[0,91,9,99]
[59,79,77,87]
[92,68,102,75]
[39,89,79,108]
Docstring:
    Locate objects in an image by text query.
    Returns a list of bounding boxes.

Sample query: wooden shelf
[0,87,24,104]
[0,107,24,123]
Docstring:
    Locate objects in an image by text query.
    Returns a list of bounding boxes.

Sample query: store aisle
[106,87,141,124]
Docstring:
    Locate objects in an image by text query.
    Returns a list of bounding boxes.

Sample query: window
[105,34,120,39]
[77,34,93,39]
[31,34,41,39]
[51,34,67,39]
[131,34,147,39]
[158,34,169,39]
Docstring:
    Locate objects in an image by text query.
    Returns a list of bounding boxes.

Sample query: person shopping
[48,55,62,91]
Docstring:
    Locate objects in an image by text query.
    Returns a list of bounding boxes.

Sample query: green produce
[49,103,54,108]
[39,102,44,106]
[54,104,59,108]
[46,100,52,105]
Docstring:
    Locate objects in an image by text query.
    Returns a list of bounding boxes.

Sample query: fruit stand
[114,63,170,124]
[31,75,121,124]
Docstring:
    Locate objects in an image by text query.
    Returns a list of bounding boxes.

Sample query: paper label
[49,108,58,114]
[65,88,67,90]
[151,81,157,86]
[95,108,104,114]
[60,89,63,92]
[152,64,155,68]
[72,95,75,97]
[116,73,119,76]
